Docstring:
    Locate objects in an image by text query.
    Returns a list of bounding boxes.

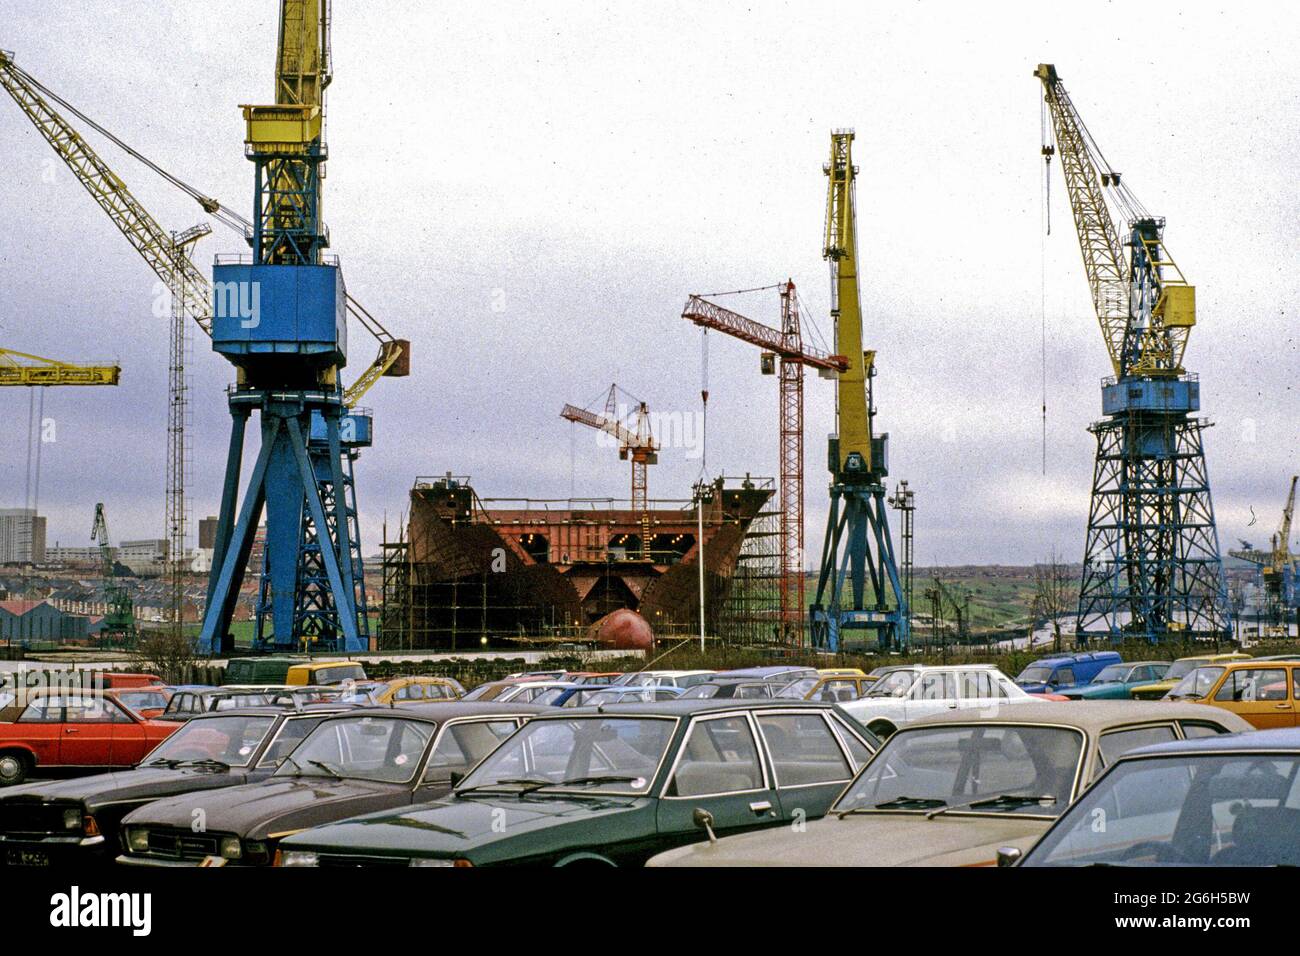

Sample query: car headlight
[62,808,82,831]
[277,850,319,867]
[219,836,242,860]
[127,828,149,852]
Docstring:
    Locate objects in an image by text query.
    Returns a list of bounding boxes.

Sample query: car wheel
[0,752,29,787]
[866,721,896,739]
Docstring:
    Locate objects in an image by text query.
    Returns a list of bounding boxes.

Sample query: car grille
[0,803,71,837]
[140,828,221,861]
[316,852,409,868]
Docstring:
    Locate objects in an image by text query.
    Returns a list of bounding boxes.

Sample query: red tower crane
[682,281,847,644]
[560,385,659,558]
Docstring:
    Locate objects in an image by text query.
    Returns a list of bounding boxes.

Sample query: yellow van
[284,660,367,686]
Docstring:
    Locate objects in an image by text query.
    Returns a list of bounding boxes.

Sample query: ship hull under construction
[381,475,774,649]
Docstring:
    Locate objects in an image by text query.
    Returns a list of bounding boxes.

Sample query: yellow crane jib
[822,129,873,478]
[0,347,120,386]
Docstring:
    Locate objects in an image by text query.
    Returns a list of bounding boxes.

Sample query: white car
[614,669,716,689]
[839,664,1034,737]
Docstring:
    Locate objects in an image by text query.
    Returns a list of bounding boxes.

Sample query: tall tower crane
[1036,63,1230,643]
[561,385,659,557]
[682,282,846,645]
[809,130,909,652]
[1230,476,1298,628]
[90,503,135,647]
[0,348,120,387]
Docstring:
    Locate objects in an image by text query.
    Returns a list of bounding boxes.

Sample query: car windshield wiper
[926,793,1057,819]
[554,774,642,788]
[307,759,345,780]
[454,777,553,797]
[180,758,230,771]
[838,795,945,818]
[146,757,185,768]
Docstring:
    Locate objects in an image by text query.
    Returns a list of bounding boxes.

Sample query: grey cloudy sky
[0,0,1296,567]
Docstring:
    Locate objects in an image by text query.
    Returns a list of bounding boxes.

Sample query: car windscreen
[1026,753,1300,866]
[456,716,674,794]
[865,670,917,698]
[311,665,367,686]
[1016,666,1054,684]
[776,677,819,699]
[1091,665,1129,684]
[833,724,1083,817]
[275,716,434,784]
[144,714,277,767]
[117,690,170,711]
[1163,659,1201,681]
[1167,666,1225,700]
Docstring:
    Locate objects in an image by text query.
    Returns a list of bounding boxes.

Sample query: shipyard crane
[1230,476,1298,626]
[90,503,135,647]
[809,130,909,652]
[1036,63,1231,643]
[682,282,847,645]
[0,348,120,386]
[561,385,659,558]
[0,36,409,651]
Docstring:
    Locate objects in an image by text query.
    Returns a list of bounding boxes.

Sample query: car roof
[1125,726,1300,757]
[319,701,551,723]
[558,698,837,718]
[1218,657,1298,668]
[1176,652,1250,662]
[714,666,810,677]
[904,700,1252,734]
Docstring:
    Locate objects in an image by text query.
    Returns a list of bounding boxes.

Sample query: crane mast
[90,503,135,646]
[809,130,909,651]
[1036,63,1230,643]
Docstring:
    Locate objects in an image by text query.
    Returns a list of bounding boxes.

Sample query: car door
[657,713,779,838]
[417,718,522,796]
[756,711,858,821]
[903,671,956,722]
[1212,667,1293,729]
[11,696,63,766]
[106,700,151,764]
[59,696,119,765]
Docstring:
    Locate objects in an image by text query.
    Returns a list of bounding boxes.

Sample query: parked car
[0,705,348,867]
[712,666,819,684]
[840,664,1035,738]
[274,699,878,868]
[503,670,568,681]
[613,670,717,689]
[679,681,779,700]
[100,673,165,690]
[575,686,684,705]
[285,660,367,686]
[1162,659,1300,729]
[338,677,461,706]
[648,701,1251,868]
[117,702,545,866]
[0,692,179,786]
[496,680,589,703]
[222,658,307,685]
[818,668,869,678]
[157,687,284,721]
[1129,653,1252,700]
[564,672,621,686]
[1008,727,1300,867]
[1014,651,1123,693]
[776,675,872,703]
[1058,660,1171,700]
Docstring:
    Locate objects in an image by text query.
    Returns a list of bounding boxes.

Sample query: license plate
[6,848,50,867]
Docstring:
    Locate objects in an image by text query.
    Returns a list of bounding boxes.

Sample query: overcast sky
[0,0,1296,568]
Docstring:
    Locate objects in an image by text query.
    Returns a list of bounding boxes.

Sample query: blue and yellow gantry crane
[202,0,408,654]
[809,130,909,652]
[1036,63,1231,642]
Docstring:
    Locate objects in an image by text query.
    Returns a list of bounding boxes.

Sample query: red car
[0,692,179,786]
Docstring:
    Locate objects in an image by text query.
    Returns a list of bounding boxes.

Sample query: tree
[131,627,198,684]
[1031,551,1076,652]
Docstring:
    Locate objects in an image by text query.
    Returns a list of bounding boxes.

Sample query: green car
[275,699,878,868]
[1059,661,1171,700]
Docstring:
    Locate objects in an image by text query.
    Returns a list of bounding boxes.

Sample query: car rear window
[757,714,852,786]
[1097,724,1177,767]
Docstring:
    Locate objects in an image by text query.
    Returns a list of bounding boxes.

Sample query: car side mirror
[449,771,465,789]
[692,808,717,844]
[996,846,1022,867]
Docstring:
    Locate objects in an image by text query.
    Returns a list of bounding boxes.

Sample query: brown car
[117,701,546,866]
[648,701,1253,867]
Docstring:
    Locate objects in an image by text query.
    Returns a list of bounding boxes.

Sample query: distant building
[45,545,105,568]
[0,599,89,644]
[119,539,168,575]
[0,509,46,564]
[198,516,219,551]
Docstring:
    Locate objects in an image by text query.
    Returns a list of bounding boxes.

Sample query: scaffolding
[718,477,785,646]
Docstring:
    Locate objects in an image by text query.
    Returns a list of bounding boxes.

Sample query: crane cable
[9,58,396,346]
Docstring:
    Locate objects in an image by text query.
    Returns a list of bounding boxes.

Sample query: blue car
[1014,651,1122,693]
